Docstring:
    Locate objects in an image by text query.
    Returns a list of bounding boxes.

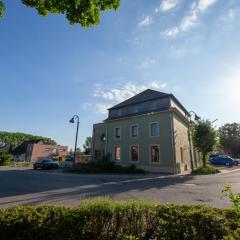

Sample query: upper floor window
[115,127,121,139]
[101,134,106,142]
[131,125,138,138]
[150,122,159,137]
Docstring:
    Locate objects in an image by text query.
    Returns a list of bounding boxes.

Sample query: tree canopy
[0,131,56,148]
[0,0,120,26]
[83,136,92,155]
[192,120,217,167]
[219,123,240,158]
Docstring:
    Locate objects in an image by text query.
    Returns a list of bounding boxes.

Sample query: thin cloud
[156,0,179,12]
[138,16,153,27]
[93,82,167,115]
[162,0,218,37]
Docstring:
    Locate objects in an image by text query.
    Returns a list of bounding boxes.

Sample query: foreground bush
[0,199,239,240]
[0,153,13,166]
[193,165,220,174]
[64,155,145,174]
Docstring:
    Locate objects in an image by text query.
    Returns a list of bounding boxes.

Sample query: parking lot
[0,166,240,208]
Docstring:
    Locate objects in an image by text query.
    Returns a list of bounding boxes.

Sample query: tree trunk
[202,153,207,167]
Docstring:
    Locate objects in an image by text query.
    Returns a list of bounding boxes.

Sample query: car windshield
[42,159,54,163]
[36,160,43,163]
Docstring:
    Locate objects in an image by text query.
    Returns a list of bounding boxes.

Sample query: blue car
[209,156,238,166]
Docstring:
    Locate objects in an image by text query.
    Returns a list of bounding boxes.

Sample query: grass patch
[193,165,220,175]
[63,155,145,174]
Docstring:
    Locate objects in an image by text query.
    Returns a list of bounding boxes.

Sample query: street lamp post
[69,115,80,167]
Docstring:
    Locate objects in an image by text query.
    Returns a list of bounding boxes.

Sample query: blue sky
[1,0,240,149]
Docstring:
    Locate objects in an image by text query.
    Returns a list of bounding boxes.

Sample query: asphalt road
[0,166,240,208]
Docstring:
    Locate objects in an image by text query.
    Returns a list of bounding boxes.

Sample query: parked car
[209,156,238,167]
[33,159,59,170]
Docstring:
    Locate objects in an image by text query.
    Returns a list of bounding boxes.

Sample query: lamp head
[194,114,201,122]
[69,117,75,124]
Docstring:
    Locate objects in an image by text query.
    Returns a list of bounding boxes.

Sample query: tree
[0,131,56,148]
[0,0,120,27]
[219,123,240,158]
[83,136,92,155]
[192,120,217,167]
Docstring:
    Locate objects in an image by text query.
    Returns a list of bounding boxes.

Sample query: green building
[92,89,201,174]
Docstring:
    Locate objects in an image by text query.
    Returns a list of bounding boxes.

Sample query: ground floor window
[114,145,121,161]
[150,145,160,163]
[130,145,139,162]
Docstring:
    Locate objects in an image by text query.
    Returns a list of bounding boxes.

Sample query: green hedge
[0,153,13,166]
[0,199,239,240]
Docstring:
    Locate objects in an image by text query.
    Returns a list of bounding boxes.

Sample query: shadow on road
[0,168,196,206]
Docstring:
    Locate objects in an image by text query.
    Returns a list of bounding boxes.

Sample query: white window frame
[149,122,159,137]
[113,145,121,161]
[129,145,139,163]
[114,126,122,140]
[130,124,139,139]
[149,144,160,164]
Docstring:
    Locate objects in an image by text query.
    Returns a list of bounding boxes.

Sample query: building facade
[13,140,68,162]
[92,89,201,174]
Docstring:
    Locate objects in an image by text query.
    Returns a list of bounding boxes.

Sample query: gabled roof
[109,89,169,110]
[12,139,42,155]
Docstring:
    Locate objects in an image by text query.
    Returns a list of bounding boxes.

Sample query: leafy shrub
[193,165,220,174]
[64,154,145,174]
[0,199,239,240]
[224,228,240,240]
[0,153,13,166]
[222,184,240,213]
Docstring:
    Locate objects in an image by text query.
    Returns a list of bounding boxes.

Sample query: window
[117,109,123,117]
[131,125,138,138]
[150,145,160,163]
[115,127,121,139]
[130,145,139,162]
[133,105,139,113]
[114,145,121,161]
[101,133,106,141]
[150,122,159,137]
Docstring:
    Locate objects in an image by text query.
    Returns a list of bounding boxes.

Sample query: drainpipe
[104,125,108,157]
[170,111,176,174]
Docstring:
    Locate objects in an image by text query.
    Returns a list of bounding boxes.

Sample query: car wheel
[226,162,230,166]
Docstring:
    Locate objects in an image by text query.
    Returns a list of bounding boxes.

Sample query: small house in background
[12,140,68,162]
[92,89,201,174]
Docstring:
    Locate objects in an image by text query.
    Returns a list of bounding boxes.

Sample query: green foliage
[0,199,239,240]
[0,131,56,148]
[0,153,13,166]
[64,154,145,174]
[0,0,120,26]
[219,123,240,158]
[222,184,240,214]
[192,120,217,167]
[83,136,92,154]
[224,228,240,240]
[193,165,220,175]
[0,0,5,19]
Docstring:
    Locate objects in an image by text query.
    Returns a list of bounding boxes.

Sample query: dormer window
[133,105,139,113]
[117,109,123,117]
